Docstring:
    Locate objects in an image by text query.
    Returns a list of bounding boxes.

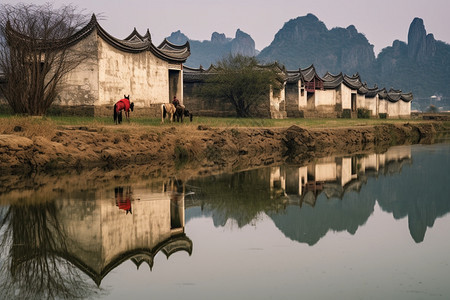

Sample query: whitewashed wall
[315,89,336,107]
[98,36,173,108]
[365,96,378,116]
[56,32,99,106]
[387,100,400,117]
[399,100,411,117]
[340,84,353,110]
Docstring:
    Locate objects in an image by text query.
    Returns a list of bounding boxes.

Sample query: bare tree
[0,203,102,299]
[0,3,94,115]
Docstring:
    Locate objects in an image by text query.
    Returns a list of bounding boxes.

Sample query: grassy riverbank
[1,114,448,129]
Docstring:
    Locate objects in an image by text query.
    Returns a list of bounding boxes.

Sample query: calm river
[1,142,449,299]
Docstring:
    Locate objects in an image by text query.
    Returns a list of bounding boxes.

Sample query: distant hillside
[170,14,450,110]
[166,29,256,68]
[257,14,450,109]
[372,18,450,108]
[257,14,375,77]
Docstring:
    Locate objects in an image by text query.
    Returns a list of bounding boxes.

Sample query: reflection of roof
[57,233,193,286]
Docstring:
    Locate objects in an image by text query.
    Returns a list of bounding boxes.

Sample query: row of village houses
[183,64,413,119]
[0,15,412,118]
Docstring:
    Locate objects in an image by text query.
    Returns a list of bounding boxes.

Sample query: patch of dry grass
[0,116,57,138]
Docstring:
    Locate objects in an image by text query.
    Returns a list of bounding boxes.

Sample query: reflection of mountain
[267,146,413,245]
[0,180,192,295]
[187,144,450,244]
[269,193,375,245]
[368,144,450,243]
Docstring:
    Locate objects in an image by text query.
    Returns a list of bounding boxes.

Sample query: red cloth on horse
[118,198,131,211]
[115,98,131,112]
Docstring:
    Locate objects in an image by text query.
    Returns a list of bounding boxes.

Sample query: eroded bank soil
[0,121,445,181]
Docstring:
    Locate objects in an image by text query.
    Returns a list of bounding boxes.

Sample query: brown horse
[175,106,193,122]
[161,103,176,123]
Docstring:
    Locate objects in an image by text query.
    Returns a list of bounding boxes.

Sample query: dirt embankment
[0,120,446,181]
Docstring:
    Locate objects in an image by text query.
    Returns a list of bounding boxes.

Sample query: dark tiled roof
[6,14,190,63]
[342,74,362,90]
[300,65,321,82]
[365,84,379,98]
[183,65,209,82]
[286,70,302,83]
[378,88,413,102]
[184,62,286,82]
[124,28,151,42]
[322,72,343,89]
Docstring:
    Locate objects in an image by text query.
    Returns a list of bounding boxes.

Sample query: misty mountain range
[167,14,450,110]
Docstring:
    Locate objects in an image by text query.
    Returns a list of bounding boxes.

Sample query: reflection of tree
[187,168,286,227]
[0,203,101,299]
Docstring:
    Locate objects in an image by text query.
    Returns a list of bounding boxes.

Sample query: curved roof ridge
[386,92,402,102]
[366,83,378,91]
[400,92,413,102]
[95,21,152,53]
[342,73,363,90]
[300,64,322,82]
[55,234,193,286]
[183,65,204,72]
[377,88,388,100]
[158,38,190,51]
[286,69,302,83]
[143,29,151,40]
[157,38,190,62]
[124,27,146,42]
[323,72,343,89]
[389,87,402,93]
[17,13,191,62]
[300,64,316,72]
[206,64,218,72]
[365,84,379,98]
[322,71,343,81]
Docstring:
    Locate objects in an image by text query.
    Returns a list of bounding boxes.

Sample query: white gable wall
[340,84,354,110]
[57,31,99,106]
[97,36,171,108]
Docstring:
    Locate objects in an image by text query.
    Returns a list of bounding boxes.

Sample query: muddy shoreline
[0,121,448,200]
[0,121,446,178]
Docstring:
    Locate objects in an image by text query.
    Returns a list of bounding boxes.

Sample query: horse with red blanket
[114,95,134,124]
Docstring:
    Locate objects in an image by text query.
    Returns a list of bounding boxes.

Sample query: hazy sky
[3,0,450,55]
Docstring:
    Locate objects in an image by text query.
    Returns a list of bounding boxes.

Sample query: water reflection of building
[270,146,412,206]
[4,180,192,288]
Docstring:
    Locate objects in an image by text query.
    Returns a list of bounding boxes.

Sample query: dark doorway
[307,92,315,110]
[169,70,180,102]
[351,94,357,112]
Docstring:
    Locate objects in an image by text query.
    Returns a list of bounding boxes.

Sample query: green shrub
[298,110,304,118]
[357,108,370,119]
[342,109,352,118]
[379,113,387,119]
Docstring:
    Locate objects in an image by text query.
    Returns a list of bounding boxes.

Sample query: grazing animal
[114,95,134,124]
[161,103,176,123]
[175,106,193,122]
